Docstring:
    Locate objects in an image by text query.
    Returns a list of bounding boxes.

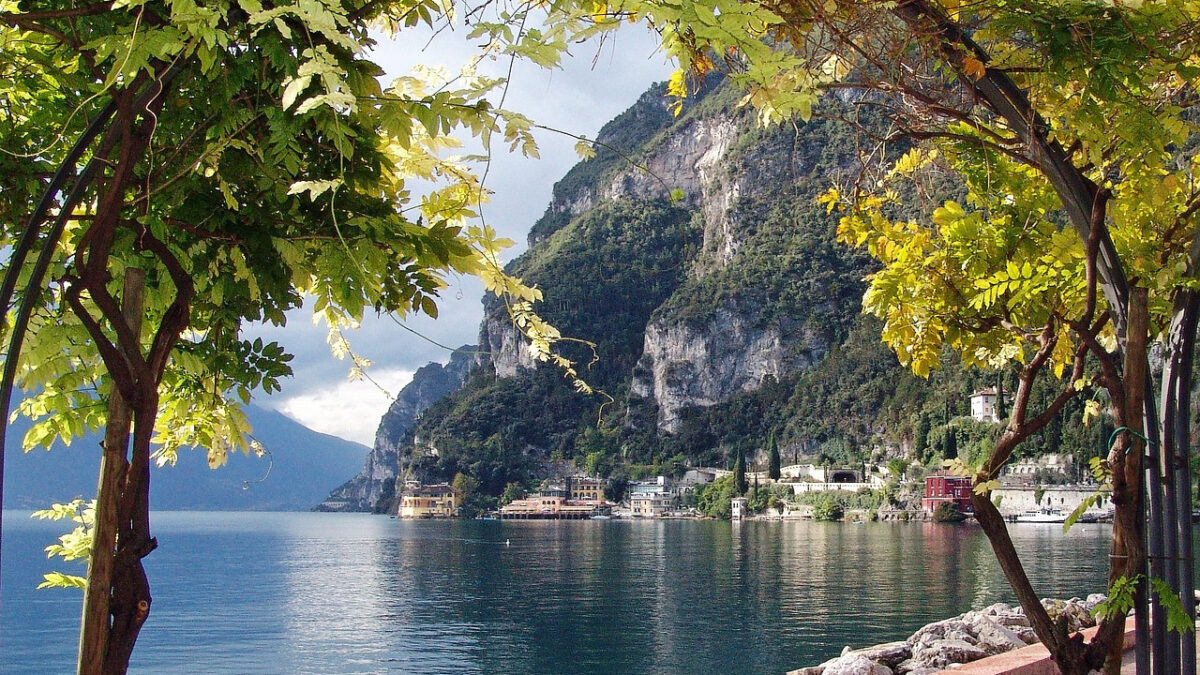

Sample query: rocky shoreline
[787,595,1104,675]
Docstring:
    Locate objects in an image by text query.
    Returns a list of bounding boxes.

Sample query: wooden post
[78,268,144,675]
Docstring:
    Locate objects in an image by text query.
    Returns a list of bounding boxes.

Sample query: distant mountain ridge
[3,405,367,511]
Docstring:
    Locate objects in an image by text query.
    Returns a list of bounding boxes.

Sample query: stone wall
[991,486,1107,517]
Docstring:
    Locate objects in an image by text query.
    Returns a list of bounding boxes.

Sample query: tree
[733,447,747,495]
[452,472,480,503]
[695,474,738,518]
[767,432,781,480]
[500,481,526,505]
[0,1,598,671]
[496,0,1200,671]
[887,458,910,484]
[931,502,964,524]
[913,413,931,461]
[810,493,844,522]
[648,1,1200,667]
[452,472,483,516]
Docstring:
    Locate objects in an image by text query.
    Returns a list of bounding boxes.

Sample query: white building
[970,388,1001,422]
[628,477,677,517]
[1004,453,1075,481]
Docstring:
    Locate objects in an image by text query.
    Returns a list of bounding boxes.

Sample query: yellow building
[569,476,605,502]
[398,483,456,518]
[499,495,603,519]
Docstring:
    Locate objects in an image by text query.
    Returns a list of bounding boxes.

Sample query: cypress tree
[734,448,748,495]
[767,433,781,480]
[914,413,931,459]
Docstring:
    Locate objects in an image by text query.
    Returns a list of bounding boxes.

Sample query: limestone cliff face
[630,307,827,432]
[480,86,870,434]
[481,103,745,379]
[323,346,476,511]
[478,305,533,378]
[620,102,870,432]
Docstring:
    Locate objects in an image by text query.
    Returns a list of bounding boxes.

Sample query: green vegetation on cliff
[407,198,698,488]
[385,81,1109,501]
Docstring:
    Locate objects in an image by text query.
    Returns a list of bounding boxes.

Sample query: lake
[0,512,1163,674]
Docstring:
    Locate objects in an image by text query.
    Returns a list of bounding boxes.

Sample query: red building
[923,474,974,514]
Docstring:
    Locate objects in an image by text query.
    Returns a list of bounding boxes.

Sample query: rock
[908,618,977,649]
[978,602,1014,617]
[789,595,1110,674]
[857,642,912,668]
[909,638,988,669]
[992,611,1032,629]
[894,660,940,675]
[630,306,825,432]
[820,653,893,675]
[1041,597,1097,632]
[1011,626,1039,644]
[961,613,1029,655]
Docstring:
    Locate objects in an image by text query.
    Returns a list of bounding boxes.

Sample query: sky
[251,22,674,446]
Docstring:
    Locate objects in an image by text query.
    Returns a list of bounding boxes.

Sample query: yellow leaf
[963,56,986,81]
[975,479,1001,496]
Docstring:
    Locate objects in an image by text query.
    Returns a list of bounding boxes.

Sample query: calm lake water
[0,512,1167,674]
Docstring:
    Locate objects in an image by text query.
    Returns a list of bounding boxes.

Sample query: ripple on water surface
[2,512,1171,675]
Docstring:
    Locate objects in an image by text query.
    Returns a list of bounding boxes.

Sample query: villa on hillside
[970,388,1001,422]
[398,482,456,518]
[780,464,884,495]
[1003,453,1076,482]
[568,476,605,501]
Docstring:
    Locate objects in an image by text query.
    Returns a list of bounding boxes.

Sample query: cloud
[248,25,674,445]
[267,368,416,446]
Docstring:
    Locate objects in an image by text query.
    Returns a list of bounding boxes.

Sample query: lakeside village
[389,389,1117,525]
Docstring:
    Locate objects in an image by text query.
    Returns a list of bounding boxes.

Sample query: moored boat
[1014,508,1068,523]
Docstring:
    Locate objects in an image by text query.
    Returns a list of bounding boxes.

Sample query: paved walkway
[1120,627,1200,673]
[935,622,1198,674]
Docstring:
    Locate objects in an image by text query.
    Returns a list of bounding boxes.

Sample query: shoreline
[785,596,1104,675]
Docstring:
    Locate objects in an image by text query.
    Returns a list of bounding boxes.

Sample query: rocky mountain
[321,346,477,511]
[330,78,1107,511]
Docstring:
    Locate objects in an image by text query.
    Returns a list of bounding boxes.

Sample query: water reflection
[3,513,1193,675]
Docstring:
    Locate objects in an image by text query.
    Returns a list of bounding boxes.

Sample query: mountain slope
[4,405,367,511]
[321,346,478,511]
[331,78,1109,511]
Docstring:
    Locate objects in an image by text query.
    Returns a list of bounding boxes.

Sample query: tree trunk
[79,268,144,675]
[1105,287,1149,674]
[972,493,1097,673]
[102,395,157,675]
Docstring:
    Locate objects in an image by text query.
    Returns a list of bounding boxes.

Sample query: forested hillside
[332,79,1108,511]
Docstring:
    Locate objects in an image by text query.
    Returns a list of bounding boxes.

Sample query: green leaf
[1150,577,1196,635]
[1063,493,1103,532]
[38,572,87,590]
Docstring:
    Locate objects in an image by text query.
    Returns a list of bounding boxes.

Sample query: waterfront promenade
[927,622,1200,675]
